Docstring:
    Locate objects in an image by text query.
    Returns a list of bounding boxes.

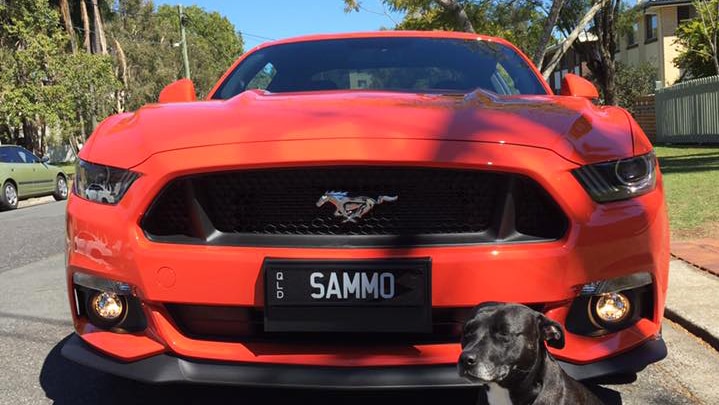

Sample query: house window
[677,5,695,24]
[645,14,658,42]
[627,23,639,47]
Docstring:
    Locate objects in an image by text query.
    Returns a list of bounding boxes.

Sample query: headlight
[74,159,139,204]
[572,151,656,202]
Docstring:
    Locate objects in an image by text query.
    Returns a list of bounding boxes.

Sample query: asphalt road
[1,202,718,404]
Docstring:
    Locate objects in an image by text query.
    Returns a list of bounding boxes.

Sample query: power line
[239,32,275,42]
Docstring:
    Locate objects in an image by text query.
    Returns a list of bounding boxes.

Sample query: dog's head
[458,302,565,384]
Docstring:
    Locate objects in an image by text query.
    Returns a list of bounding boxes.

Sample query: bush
[614,62,658,115]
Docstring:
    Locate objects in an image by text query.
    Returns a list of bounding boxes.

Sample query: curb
[17,196,56,209]
[664,259,719,353]
[670,239,719,278]
[664,307,719,352]
[670,252,719,279]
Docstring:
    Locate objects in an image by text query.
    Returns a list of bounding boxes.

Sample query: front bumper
[62,333,667,387]
[66,139,670,370]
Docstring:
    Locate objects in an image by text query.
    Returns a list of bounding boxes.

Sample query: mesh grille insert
[141,166,567,247]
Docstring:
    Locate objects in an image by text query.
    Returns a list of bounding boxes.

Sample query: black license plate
[263,259,431,333]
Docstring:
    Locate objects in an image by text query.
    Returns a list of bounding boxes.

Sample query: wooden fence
[655,75,719,143]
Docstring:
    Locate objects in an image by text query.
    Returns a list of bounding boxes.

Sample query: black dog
[459,302,603,405]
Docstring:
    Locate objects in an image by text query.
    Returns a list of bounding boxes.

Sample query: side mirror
[158,79,197,103]
[560,74,599,100]
[41,156,50,163]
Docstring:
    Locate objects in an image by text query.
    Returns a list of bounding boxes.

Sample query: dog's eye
[492,325,510,338]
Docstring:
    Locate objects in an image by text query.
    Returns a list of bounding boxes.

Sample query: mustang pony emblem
[316,191,398,223]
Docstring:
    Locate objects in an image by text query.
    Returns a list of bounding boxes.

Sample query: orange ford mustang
[62,31,668,388]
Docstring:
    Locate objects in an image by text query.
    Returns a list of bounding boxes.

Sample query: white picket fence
[656,75,719,143]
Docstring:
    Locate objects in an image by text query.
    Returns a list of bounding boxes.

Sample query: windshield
[211,37,547,99]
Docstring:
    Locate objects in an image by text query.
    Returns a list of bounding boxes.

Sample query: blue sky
[156,0,405,49]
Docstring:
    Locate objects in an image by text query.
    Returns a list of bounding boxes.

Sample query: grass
[54,162,76,176]
[655,145,719,240]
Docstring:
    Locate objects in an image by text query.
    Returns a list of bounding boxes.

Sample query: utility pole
[179,5,191,79]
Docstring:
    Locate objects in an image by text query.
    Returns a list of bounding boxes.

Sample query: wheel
[0,181,19,210]
[53,175,69,201]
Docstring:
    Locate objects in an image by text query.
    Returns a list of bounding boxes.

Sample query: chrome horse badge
[316,191,398,223]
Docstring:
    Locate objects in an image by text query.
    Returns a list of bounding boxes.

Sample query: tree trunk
[435,0,476,33]
[541,0,611,78]
[114,38,128,113]
[80,0,91,53]
[90,0,108,55]
[595,0,619,104]
[59,0,77,53]
[533,0,566,70]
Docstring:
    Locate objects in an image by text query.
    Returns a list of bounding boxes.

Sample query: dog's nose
[460,352,477,366]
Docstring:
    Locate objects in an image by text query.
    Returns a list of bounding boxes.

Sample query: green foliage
[614,62,657,114]
[0,0,118,152]
[106,1,244,110]
[673,0,719,79]
[0,0,244,155]
[346,0,547,57]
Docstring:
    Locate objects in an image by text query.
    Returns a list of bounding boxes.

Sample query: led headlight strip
[73,159,140,204]
[573,151,657,202]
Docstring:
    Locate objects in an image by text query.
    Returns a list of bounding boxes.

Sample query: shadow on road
[40,335,622,405]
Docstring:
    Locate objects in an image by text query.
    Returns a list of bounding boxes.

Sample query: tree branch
[533,0,566,69]
[542,0,611,78]
[435,0,476,33]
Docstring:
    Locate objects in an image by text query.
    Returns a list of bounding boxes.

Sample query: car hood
[81,90,634,169]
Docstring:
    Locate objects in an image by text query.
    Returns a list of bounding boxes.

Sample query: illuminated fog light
[595,292,630,323]
[90,292,125,322]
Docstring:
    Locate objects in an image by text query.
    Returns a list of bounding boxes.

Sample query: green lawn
[54,162,76,177]
[655,146,719,239]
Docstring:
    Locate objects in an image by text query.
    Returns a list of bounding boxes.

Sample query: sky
[155,0,405,49]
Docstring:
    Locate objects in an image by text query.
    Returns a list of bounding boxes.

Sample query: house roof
[640,0,692,9]
[544,31,597,53]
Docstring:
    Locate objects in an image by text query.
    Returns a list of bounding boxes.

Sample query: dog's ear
[538,315,565,349]
[475,301,503,312]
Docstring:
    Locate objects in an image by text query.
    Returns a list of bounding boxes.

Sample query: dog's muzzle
[458,352,509,383]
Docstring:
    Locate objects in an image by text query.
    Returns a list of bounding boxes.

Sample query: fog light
[92,292,124,320]
[594,292,630,323]
[87,291,126,328]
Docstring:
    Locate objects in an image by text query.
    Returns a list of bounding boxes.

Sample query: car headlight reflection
[573,151,657,202]
[74,159,139,204]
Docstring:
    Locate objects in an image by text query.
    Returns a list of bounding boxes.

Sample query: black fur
[458,302,603,405]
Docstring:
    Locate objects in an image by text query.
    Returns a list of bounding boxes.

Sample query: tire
[53,175,69,201]
[0,181,19,210]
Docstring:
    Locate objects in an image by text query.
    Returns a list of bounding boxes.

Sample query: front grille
[165,304,547,345]
[141,166,567,247]
[165,305,473,344]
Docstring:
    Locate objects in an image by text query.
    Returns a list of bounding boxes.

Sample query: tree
[0,0,118,154]
[105,1,244,111]
[674,0,719,78]
[542,0,610,77]
[1,0,244,155]
[58,0,76,53]
[614,62,657,114]
[344,0,547,58]
[90,0,108,55]
[345,0,617,88]
[553,0,621,104]
[533,0,565,69]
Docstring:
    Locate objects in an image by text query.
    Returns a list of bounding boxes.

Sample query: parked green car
[0,145,69,210]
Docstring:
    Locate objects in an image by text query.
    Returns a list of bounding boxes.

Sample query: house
[545,32,596,94]
[615,0,696,87]
[546,0,695,93]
